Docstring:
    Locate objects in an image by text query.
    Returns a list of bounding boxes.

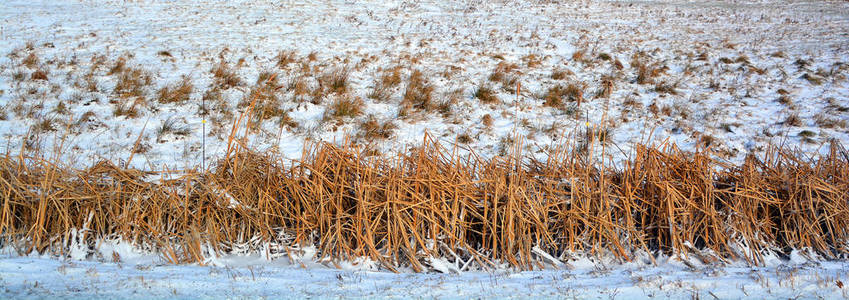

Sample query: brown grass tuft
[368,67,403,102]
[551,69,569,80]
[653,82,677,95]
[544,83,583,108]
[482,114,494,128]
[22,53,39,68]
[815,115,847,129]
[320,67,350,95]
[156,77,194,104]
[784,113,803,126]
[358,115,396,140]
[113,65,153,99]
[456,133,472,144]
[30,69,48,81]
[276,50,298,68]
[596,76,614,98]
[211,60,242,89]
[571,50,584,62]
[325,95,364,120]
[401,70,435,111]
[112,98,144,118]
[474,84,499,104]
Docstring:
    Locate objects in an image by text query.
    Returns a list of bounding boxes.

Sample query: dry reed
[0,135,847,271]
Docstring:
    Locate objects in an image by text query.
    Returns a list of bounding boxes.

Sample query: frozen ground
[2,247,849,299]
[1,0,848,169]
[2,0,849,298]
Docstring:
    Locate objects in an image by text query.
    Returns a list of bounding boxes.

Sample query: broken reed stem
[0,136,847,270]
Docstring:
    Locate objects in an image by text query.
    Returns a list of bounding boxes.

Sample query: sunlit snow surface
[1,0,848,169]
[2,246,849,299]
[2,0,849,298]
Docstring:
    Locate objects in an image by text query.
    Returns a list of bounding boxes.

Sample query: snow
[2,0,849,297]
[2,247,848,299]
[1,0,847,170]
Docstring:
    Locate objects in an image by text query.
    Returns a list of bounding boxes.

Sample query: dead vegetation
[784,113,803,127]
[358,115,396,140]
[488,62,520,93]
[474,84,499,104]
[275,50,298,68]
[156,117,191,142]
[1,135,847,271]
[368,66,402,102]
[632,55,668,85]
[30,69,48,81]
[111,61,153,100]
[551,69,569,80]
[319,67,351,95]
[156,77,194,104]
[401,70,435,112]
[211,60,242,89]
[324,95,364,121]
[544,83,583,108]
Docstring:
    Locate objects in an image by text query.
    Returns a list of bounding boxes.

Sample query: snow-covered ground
[2,247,849,299]
[3,0,849,298]
[1,0,848,169]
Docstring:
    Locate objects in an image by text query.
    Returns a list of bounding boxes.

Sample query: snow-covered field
[3,0,849,298]
[2,247,849,299]
[1,0,848,169]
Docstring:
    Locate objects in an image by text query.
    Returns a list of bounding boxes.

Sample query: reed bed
[1,135,848,271]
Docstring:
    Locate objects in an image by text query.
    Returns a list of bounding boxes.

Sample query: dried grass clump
[358,115,396,140]
[276,50,298,68]
[112,65,153,99]
[488,62,519,83]
[12,69,27,82]
[324,95,364,120]
[211,60,242,89]
[286,76,311,101]
[584,125,611,143]
[633,57,667,85]
[544,83,583,108]
[522,54,542,68]
[571,50,585,62]
[802,73,824,85]
[35,118,57,133]
[368,67,403,102]
[653,82,677,95]
[30,69,48,81]
[156,77,194,104]
[551,69,569,80]
[108,57,128,75]
[456,133,473,144]
[488,62,521,93]
[239,73,287,126]
[474,84,499,104]
[482,114,494,128]
[319,67,350,95]
[596,76,614,98]
[815,115,847,129]
[401,70,435,111]
[112,98,144,118]
[22,53,40,68]
[784,113,803,126]
[2,132,848,271]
